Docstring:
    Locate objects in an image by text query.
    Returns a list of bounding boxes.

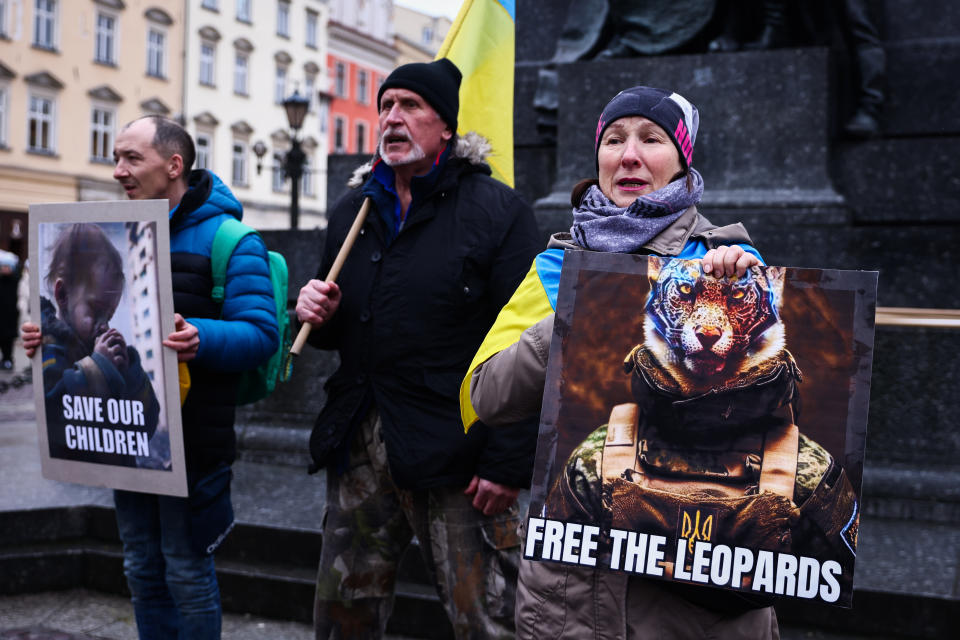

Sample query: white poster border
[29,200,187,497]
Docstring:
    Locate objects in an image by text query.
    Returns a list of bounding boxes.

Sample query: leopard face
[644,257,785,390]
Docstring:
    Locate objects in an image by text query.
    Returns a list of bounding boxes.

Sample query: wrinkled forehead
[602,116,669,139]
[379,87,432,111]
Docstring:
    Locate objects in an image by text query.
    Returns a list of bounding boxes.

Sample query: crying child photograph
[30,201,186,497]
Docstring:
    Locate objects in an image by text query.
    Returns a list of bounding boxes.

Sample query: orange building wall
[327,54,387,155]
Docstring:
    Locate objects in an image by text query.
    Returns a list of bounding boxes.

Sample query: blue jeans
[114,487,222,640]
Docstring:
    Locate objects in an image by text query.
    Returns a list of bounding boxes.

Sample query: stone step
[0,505,453,637]
[3,504,958,637]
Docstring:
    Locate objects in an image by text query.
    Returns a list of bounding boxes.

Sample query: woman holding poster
[462,87,859,638]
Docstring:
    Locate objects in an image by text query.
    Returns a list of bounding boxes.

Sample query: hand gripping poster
[29,201,186,497]
[524,251,877,607]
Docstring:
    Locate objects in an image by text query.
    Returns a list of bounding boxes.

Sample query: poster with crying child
[29,200,186,497]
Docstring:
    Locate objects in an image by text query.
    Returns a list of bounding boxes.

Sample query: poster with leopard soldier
[524,250,877,608]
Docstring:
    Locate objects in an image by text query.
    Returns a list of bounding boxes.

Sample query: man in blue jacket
[23,116,278,639]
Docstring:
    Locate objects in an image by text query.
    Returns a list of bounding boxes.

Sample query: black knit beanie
[377,58,462,131]
[594,86,700,174]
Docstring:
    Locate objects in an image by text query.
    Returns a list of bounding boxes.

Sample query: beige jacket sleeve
[469,314,554,426]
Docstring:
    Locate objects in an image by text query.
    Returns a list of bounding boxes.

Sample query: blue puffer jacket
[170,170,278,472]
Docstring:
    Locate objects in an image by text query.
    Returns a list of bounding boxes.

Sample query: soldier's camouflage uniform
[315,410,520,640]
[545,345,859,602]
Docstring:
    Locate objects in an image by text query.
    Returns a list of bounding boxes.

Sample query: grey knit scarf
[571,168,704,253]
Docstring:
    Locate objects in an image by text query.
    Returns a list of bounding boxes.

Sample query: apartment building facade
[393,4,450,66]
[185,0,329,229]
[0,0,185,257]
[326,0,394,157]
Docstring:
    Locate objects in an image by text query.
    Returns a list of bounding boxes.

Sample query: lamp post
[282,88,310,229]
[252,140,268,175]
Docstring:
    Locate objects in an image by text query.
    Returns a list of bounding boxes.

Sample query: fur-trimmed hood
[346,131,492,188]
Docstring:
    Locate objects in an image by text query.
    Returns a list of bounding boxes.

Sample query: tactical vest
[601,402,803,577]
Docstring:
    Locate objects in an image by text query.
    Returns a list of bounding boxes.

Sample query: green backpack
[211,218,291,405]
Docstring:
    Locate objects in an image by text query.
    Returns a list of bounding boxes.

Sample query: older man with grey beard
[296,58,541,640]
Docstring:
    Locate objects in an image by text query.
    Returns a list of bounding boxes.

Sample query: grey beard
[379,136,426,167]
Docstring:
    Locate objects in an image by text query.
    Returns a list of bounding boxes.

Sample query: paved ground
[0,589,313,640]
[0,340,318,639]
[0,589,894,640]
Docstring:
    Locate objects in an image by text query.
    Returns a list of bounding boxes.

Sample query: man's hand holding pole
[289,197,370,356]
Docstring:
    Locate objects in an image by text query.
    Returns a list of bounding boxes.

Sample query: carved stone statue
[533,0,718,140]
[708,0,886,138]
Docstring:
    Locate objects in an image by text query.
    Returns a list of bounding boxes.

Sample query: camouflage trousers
[314,409,520,640]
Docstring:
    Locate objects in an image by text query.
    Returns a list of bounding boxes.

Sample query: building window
[147,28,166,78]
[94,12,117,64]
[0,86,7,148]
[356,122,366,154]
[422,25,433,45]
[234,52,249,95]
[0,0,8,38]
[335,62,346,98]
[306,9,318,48]
[200,42,216,86]
[236,0,251,22]
[276,1,289,37]
[356,70,368,105]
[202,0,218,10]
[305,74,316,111]
[274,65,287,104]
[196,133,212,170]
[272,152,285,192]
[319,100,328,134]
[33,0,57,49]
[90,107,114,162]
[334,116,345,153]
[28,94,56,153]
[302,156,314,197]
[232,141,247,186]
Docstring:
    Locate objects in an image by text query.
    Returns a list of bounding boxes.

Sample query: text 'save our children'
[60,394,150,456]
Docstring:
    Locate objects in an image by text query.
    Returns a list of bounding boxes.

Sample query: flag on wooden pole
[436,0,516,187]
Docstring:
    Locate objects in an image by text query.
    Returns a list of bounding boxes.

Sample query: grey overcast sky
[394,0,463,21]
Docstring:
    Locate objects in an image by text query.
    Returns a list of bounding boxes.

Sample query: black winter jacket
[308,134,541,490]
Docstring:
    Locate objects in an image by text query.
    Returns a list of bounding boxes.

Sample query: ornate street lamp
[282,88,310,229]
[252,140,268,175]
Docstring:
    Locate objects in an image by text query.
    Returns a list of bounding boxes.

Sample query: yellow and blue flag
[436,0,516,187]
[459,248,563,432]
